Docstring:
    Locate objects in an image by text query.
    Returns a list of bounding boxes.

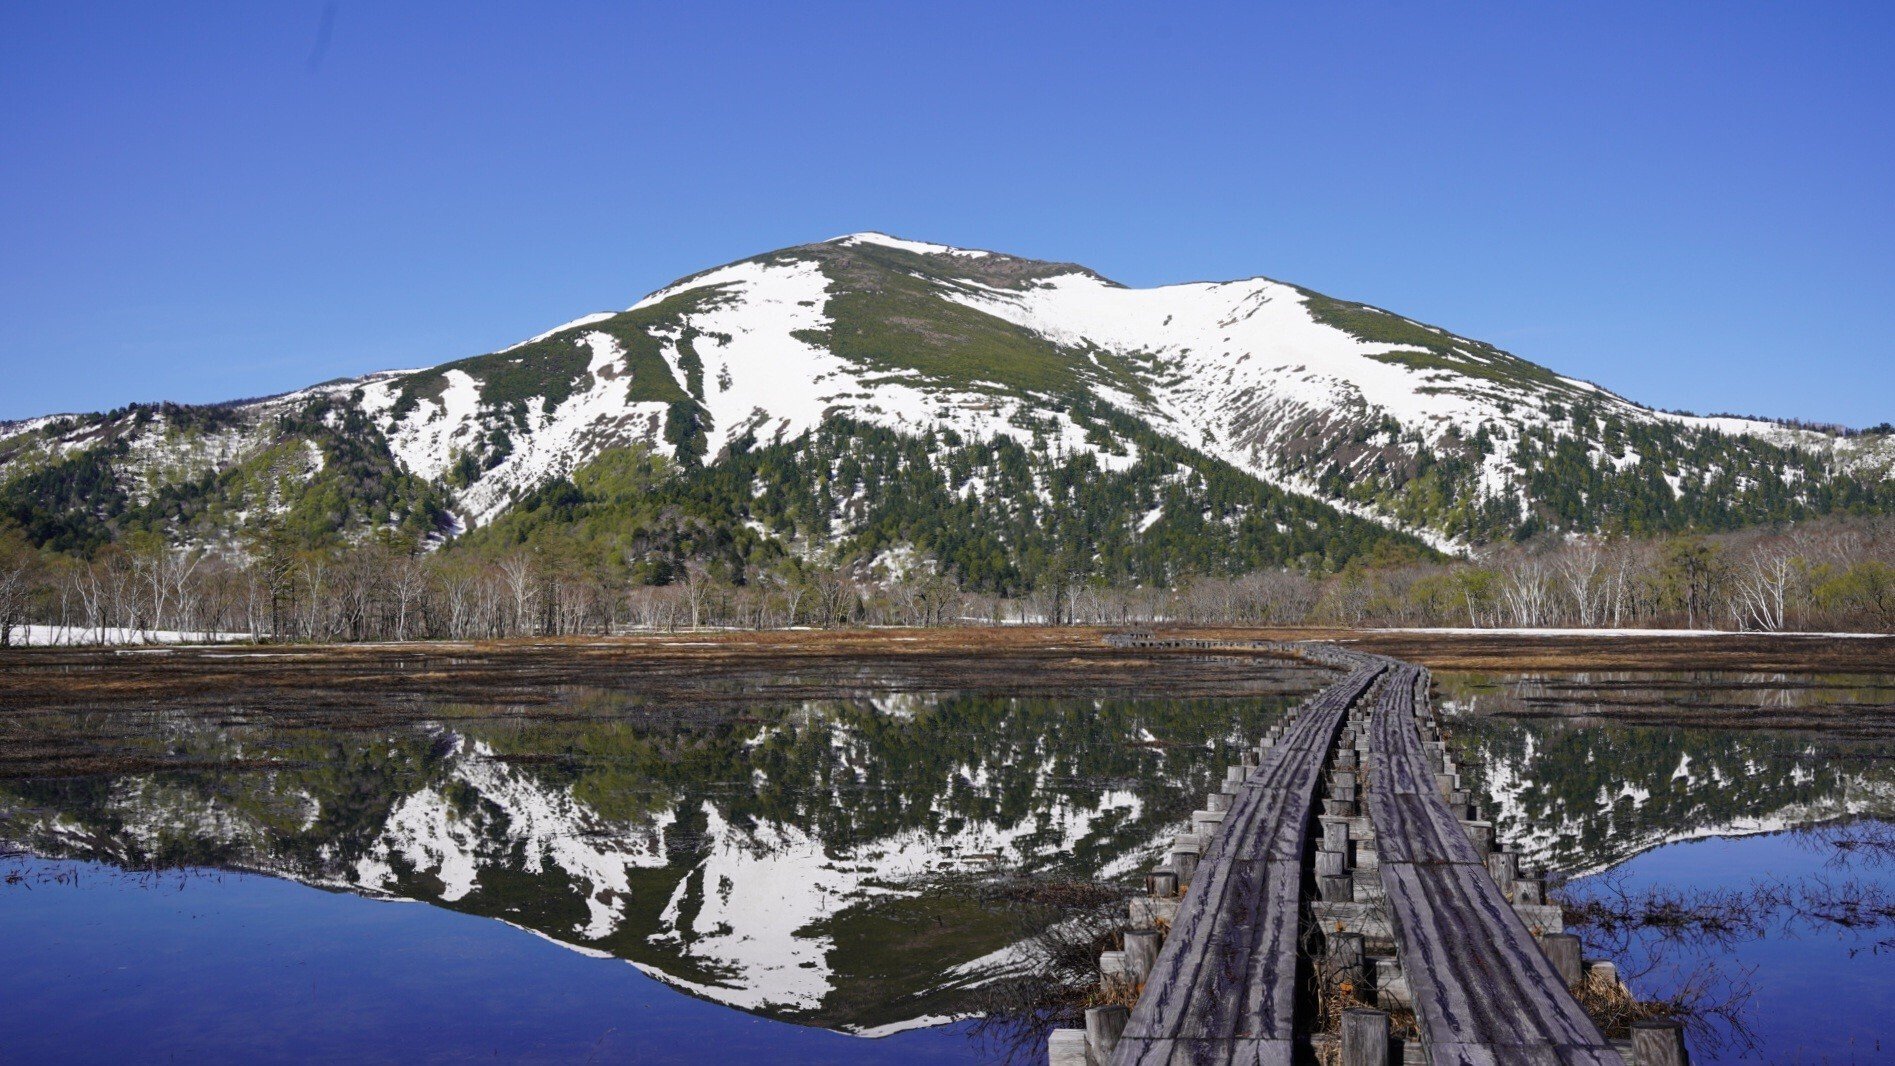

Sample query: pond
[0,658,1317,1061]
[3,660,1892,1062]
[1440,670,1895,1062]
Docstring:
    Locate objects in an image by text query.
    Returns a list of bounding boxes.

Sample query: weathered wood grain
[1113,663,1383,1065]
[1100,640,1626,1066]
[1368,664,1623,1065]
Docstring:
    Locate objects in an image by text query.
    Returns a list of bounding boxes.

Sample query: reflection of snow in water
[351,735,675,938]
[4,696,1217,1033]
[314,731,1152,1019]
[650,785,1147,1013]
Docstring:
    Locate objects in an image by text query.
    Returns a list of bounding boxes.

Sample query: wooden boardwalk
[1113,658,1385,1065]
[1366,663,1623,1065]
[1070,639,1643,1066]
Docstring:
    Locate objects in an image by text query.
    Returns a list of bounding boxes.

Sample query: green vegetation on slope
[457,407,1434,595]
[0,398,448,554]
[1296,287,1572,394]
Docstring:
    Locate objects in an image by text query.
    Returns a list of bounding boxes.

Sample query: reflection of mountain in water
[1436,672,1895,875]
[0,690,1298,1032]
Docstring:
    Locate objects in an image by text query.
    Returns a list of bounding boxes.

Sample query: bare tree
[1558,539,1608,628]
[1500,558,1554,628]
[0,543,32,648]
[1732,545,1795,632]
[498,553,536,636]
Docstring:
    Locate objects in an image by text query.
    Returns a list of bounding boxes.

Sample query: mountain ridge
[2,232,1890,580]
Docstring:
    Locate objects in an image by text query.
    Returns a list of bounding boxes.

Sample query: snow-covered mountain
[4,232,1891,561]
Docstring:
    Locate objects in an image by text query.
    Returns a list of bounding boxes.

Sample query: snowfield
[6,625,250,646]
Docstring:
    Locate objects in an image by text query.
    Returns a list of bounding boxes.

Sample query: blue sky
[3,2,1890,425]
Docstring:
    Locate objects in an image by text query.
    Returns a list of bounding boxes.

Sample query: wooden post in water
[1464,821,1494,852]
[1515,871,1546,905]
[1322,818,1350,854]
[1170,850,1199,885]
[1340,1007,1390,1066]
[1319,873,1354,903]
[1630,1019,1690,1065]
[1487,849,1517,894]
[1123,929,1161,986]
[1085,1005,1128,1063]
[1046,1029,1087,1066]
[1541,932,1583,986]
[1326,930,1365,987]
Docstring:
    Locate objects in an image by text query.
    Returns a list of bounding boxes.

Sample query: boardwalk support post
[1541,932,1583,987]
[1515,871,1546,905]
[1322,818,1350,853]
[1341,1007,1390,1066]
[1046,1029,1087,1066]
[1169,848,1199,885]
[1123,929,1161,986]
[1487,849,1517,894]
[1085,1005,1128,1063]
[1630,1019,1689,1065]
[1325,930,1365,987]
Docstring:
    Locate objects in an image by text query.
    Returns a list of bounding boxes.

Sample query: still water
[2,666,1892,1062]
[1441,671,1895,1063]
[0,671,1313,1061]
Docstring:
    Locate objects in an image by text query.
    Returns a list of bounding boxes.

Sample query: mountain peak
[823,232,997,259]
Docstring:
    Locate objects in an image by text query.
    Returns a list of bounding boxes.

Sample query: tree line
[2,514,1890,646]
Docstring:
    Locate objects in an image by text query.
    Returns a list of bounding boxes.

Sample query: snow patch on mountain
[829,232,995,259]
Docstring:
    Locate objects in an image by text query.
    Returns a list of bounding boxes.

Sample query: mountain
[3,232,1891,583]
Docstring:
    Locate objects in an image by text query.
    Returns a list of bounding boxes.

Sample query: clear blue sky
[4,2,1891,425]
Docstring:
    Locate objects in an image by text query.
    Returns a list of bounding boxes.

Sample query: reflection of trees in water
[4,692,1290,869]
[1448,669,1895,715]
[1435,674,1895,874]
[0,688,1300,1029]
[1564,820,1895,1059]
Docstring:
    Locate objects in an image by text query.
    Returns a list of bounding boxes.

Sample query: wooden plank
[1425,1044,1624,1066]
[1111,1036,1293,1066]
[1114,663,1382,1065]
[1371,790,1481,866]
[1367,667,1624,1066]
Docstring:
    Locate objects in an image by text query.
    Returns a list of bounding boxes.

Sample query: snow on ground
[507,311,618,351]
[6,625,249,646]
[359,368,484,483]
[942,271,1529,430]
[933,271,1546,548]
[453,332,673,525]
[635,253,1140,482]
[653,257,850,454]
[828,232,994,258]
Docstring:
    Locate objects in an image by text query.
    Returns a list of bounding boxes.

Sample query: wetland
[3,629,1893,1062]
